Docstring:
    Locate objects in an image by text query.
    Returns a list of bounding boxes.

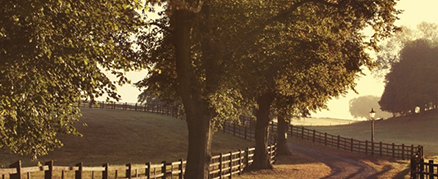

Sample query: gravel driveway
[288,141,378,179]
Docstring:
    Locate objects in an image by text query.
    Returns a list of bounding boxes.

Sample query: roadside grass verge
[306,110,438,157]
[0,108,253,167]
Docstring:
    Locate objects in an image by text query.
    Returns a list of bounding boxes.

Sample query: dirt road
[288,141,378,179]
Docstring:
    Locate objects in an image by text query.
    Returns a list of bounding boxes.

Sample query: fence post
[380,142,383,157]
[102,163,109,179]
[126,163,132,179]
[245,148,249,167]
[411,158,417,179]
[312,130,316,143]
[392,143,395,158]
[229,151,233,178]
[75,162,83,179]
[402,144,405,160]
[179,159,184,179]
[351,138,354,152]
[420,158,425,179]
[146,162,151,179]
[301,126,304,140]
[411,145,414,159]
[161,161,167,179]
[337,135,340,149]
[238,150,242,174]
[324,133,327,146]
[365,140,368,155]
[429,160,434,179]
[9,160,21,179]
[371,141,374,156]
[44,160,54,179]
[219,153,223,178]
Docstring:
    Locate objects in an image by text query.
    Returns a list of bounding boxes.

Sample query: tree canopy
[374,22,438,78]
[379,39,438,115]
[0,0,146,158]
[231,0,400,168]
[137,0,400,178]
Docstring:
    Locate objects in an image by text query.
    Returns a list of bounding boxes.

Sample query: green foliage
[0,0,146,158]
[349,95,392,119]
[138,0,401,119]
[379,39,438,115]
[231,0,400,118]
[137,0,401,175]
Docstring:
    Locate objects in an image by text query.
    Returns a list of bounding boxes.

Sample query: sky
[107,0,438,120]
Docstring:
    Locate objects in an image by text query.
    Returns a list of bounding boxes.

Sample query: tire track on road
[288,141,377,179]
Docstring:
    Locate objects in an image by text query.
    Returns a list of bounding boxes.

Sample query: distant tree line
[349,95,392,119]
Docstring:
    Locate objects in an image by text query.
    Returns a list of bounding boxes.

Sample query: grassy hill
[0,108,253,167]
[306,110,438,157]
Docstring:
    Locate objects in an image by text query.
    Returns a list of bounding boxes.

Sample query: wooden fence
[66,101,426,177]
[0,143,276,179]
[2,102,277,179]
[77,101,185,120]
[409,143,438,179]
[288,125,422,160]
[221,117,422,161]
[411,158,438,179]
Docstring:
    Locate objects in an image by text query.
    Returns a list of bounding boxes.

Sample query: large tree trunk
[172,9,212,179]
[249,92,275,170]
[185,104,213,179]
[276,114,292,155]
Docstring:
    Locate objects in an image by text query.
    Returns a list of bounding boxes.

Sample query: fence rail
[288,125,422,160]
[78,101,186,120]
[411,158,438,179]
[1,143,276,179]
[5,101,420,178]
[2,102,276,179]
[221,116,422,161]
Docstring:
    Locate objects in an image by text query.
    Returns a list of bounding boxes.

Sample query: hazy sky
[108,0,438,120]
[312,0,438,120]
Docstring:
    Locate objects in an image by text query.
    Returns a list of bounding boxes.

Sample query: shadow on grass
[274,151,322,165]
[366,165,393,179]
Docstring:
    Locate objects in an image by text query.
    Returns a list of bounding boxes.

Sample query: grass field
[1,108,425,178]
[305,110,438,157]
[289,117,356,126]
[0,108,253,167]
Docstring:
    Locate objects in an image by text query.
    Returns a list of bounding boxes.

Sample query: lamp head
[369,108,376,118]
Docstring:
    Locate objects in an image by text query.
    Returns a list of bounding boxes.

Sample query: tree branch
[229,0,339,57]
[148,21,172,32]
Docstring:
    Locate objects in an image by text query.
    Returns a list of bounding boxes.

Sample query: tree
[379,39,438,115]
[138,0,400,177]
[375,22,438,78]
[349,95,393,119]
[231,1,400,169]
[0,0,145,158]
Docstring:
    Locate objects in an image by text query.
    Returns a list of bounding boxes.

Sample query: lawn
[0,108,253,167]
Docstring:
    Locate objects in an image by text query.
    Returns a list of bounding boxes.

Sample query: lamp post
[369,108,376,142]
